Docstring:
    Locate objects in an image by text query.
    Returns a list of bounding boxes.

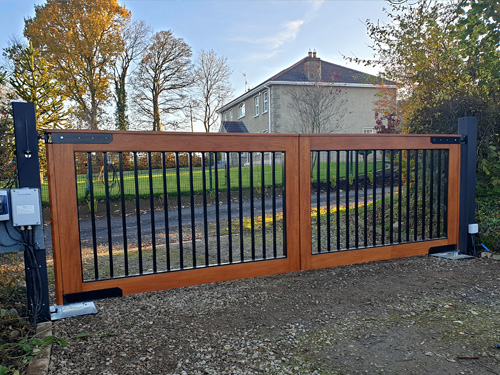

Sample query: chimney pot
[308,50,312,58]
[313,50,317,58]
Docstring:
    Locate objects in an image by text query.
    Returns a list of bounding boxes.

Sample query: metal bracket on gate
[431,136,467,145]
[44,132,113,144]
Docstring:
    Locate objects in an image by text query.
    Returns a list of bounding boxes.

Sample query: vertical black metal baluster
[414,150,419,241]
[381,150,385,245]
[175,152,184,269]
[336,151,341,250]
[421,150,427,240]
[87,153,99,280]
[214,152,221,265]
[398,150,403,244]
[326,151,331,252]
[272,151,277,258]
[443,151,449,236]
[189,152,197,268]
[250,152,255,260]
[103,152,113,277]
[282,152,287,257]
[372,150,377,247]
[148,152,157,273]
[261,152,266,259]
[162,152,171,271]
[119,152,128,276]
[390,150,394,244]
[429,150,434,238]
[201,152,209,266]
[355,151,359,248]
[316,151,321,253]
[226,152,233,263]
[345,151,350,250]
[133,152,143,274]
[406,150,411,243]
[364,150,368,247]
[238,152,244,262]
[437,150,442,237]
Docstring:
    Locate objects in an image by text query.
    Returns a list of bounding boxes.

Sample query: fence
[45,130,461,305]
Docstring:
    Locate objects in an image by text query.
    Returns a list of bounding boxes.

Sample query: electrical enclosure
[0,190,9,221]
[10,188,42,227]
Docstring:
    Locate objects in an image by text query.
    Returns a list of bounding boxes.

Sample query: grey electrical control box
[0,190,9,221]
[10,188,42,227]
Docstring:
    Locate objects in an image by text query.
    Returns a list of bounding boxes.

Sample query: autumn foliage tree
[24,0,131,129]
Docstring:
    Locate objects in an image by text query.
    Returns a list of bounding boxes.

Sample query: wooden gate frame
[46,131,461,305]
[298,134,461,270]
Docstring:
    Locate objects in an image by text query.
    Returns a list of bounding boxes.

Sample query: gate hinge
[44,132,113,144]
[431,136,467,145]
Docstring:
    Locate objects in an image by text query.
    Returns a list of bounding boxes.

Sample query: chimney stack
[308,49,312,58]
[313,50,317,58]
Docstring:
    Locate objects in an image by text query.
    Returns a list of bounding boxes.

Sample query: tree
[132,30,193,131]
[285,82,348,134]
[373,84,401,134]
[192,49,233,133]
[113,20,151,130]
[24,0,131,129]
[0,70,16,187]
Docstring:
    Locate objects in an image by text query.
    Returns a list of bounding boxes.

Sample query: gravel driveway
[48,255,500,375]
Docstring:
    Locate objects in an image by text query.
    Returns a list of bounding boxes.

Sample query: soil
[47,255,500,375]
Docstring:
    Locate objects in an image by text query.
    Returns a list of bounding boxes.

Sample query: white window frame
[223,112,228,121]
[238,103,245,119]
[230,110,233,121]
[254,96,259,117]
[363,127,376,134]
[263,91,268,113]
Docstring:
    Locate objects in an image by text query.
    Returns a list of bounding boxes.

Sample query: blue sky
[0,0,388,96]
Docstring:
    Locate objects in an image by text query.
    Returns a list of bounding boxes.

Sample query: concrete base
[430,251,474,260]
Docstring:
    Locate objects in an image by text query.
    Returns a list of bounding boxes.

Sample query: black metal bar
[133,152,143,274]
[227,152,233,263]
[421,150,427,240]
[364,151,368,247]
[118,152,128,276]
[201,152,209,266]
[103,152,113,278]
[406,150,411,243]
[250,152,255,260]
[326,151,331,252]
[282,152,287,257]
[214,152,221,264]
[87,153,99,279]
[398,150,403,243]
[437,150,442,237]
[336,151,341,250]
[316,151,321,253]
[261,152,266,259]
[372,150,377,246]
[175,151,184,269]
[161,152,171,271]
[272,151,277,258]
[345,150,350,250]
[429,150,434,239]
[189,152,197,268]
[355,151,359,248]
[381,150,385,245]
[239,152,244,261]
[414,150,419,241]
[390,150,394,244]
[148,152,157,273]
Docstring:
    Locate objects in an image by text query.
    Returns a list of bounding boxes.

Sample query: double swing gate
[46,130,460,305]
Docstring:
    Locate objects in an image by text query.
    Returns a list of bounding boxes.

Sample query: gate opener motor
[10,188,42,227]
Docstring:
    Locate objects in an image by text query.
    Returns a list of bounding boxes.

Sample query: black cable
[2,221,23,243]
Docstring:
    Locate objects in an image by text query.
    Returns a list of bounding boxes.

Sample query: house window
[254,96,259,117]
[363,127,376,134]
[230,110,233,121]
[223,112,228,121]
[263,91,268,113]
[238,103,245,118]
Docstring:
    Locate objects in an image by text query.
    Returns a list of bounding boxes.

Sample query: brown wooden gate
[46,130,460,305]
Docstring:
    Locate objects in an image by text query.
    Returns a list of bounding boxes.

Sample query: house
[217,51,395,135]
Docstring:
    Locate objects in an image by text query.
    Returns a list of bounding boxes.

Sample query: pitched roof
[221,121,249,133]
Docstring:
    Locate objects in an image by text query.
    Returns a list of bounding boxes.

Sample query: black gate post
[458,117,478,255]
[12,101,51,324]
